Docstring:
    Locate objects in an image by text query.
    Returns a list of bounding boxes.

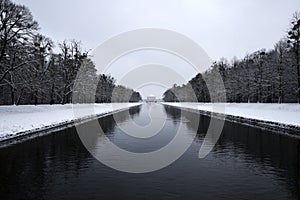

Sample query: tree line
[0,0,142,105]
[164,12,300,103]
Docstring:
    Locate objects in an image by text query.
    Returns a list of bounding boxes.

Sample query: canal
[0,103,299,199]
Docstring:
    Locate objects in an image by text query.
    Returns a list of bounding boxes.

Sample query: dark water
[0,103,300,200]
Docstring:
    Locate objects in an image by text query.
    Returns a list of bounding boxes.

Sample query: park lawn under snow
[162,102,300,127]
[0,103,141,141]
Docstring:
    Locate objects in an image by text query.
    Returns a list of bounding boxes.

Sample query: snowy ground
[162,102,300,127]
[0,103,141,141]
[1,102,299,142]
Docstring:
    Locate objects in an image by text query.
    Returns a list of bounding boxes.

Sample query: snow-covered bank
[162,102,300,128]
[0,103,142,142]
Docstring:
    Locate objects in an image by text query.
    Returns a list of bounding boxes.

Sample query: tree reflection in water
[164,105,300,198]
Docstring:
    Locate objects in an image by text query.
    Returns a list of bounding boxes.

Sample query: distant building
[146,94,156,102]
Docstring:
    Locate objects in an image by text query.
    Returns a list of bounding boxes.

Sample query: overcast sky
[14,0,300,98]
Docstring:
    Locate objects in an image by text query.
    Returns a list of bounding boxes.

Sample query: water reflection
[0,105,141,200]
[164,105,181,121]
[129,105,141,117]
[0,104,300,200]
[165,105,300,199]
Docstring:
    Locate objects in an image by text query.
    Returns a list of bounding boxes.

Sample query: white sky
[13,0,300,98]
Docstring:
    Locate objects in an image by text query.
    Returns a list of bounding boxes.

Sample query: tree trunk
[16,88,24,105]
[9,73,15,105]
[297,44,300,103]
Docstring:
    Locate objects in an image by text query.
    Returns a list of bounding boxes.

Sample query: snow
[0,103,141,141]
[162,102,300,127]
[1,102,299,142]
